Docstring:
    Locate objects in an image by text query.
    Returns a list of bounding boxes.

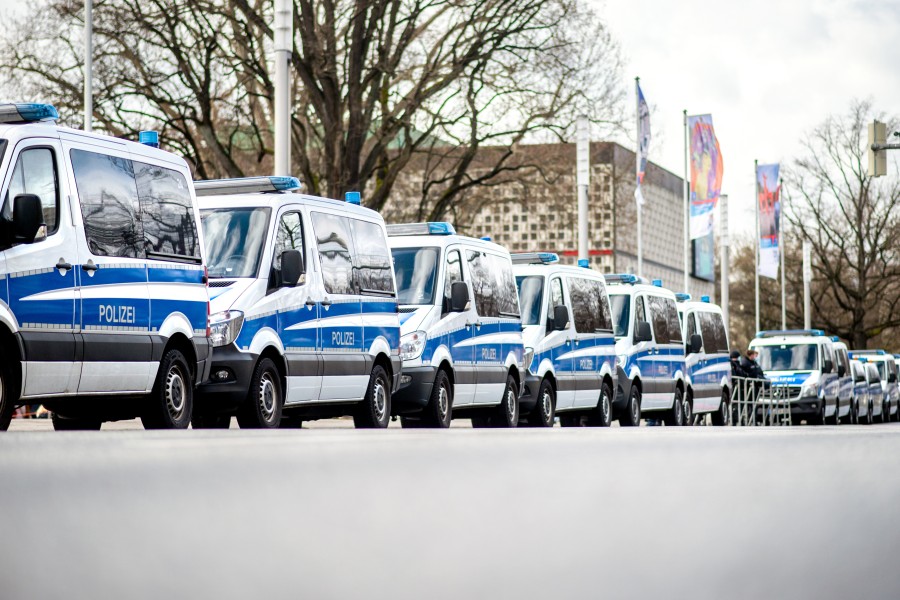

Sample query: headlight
[800,384,817,398]
[400,331,427,361]
[209,310,244,347]
[524,347,535,371]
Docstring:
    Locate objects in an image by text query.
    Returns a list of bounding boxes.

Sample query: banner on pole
[757,163,781,279]
[688,114,723,239]
[637,84,650,185]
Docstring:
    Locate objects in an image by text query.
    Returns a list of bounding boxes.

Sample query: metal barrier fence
[730,377,793,426]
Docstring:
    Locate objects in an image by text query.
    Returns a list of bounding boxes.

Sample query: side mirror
[280,249,304,287]
[822,359,834,374]
[12,193,45,244]
[552,304,570,331]
[635,321,652,343]
[838,364,846,377]
[450,281,470,312]
[890,373,897,384]
[689,334,703,355]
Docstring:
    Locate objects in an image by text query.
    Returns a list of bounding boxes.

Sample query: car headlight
[400,331,427,361]
[209,310,244,348]
[524,347,535,371]
[800,384,817,398]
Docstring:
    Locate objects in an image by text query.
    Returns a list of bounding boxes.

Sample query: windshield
[875,361,887,379]
[392,247,439,305]
[516,275,544,326]
[201,207,271,278]
[610,294,631,338]
[756,344,819,371]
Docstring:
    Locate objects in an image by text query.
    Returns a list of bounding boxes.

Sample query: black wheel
[51,412,102,431]
[587,380,614,427]
[880,400,890,424]
[491,374,519,428]
[810,400,826,426]
[527,378,556,427]
[619,384,641,427]
[141,348,192,430]
[0,358,14,431]
[850,400,859,425]
[354,365,391,428]
[191,412,231,429]
[864,400,873,425]
[664,387,684,426]
[826,399,839,425]
[421,369,453,428]
[681,391,693,426]
[711,389,730,426]
[237,358,283,429]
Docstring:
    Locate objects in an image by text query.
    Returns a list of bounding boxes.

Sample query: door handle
[305,297,316,307]
[81,263,99,272]
[321,297,333,307]
[55,260,72,271]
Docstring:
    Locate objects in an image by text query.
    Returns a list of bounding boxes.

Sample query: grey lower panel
[454,367,477,386]
[556,376,578,392]
[321,353,371,377]
[642,378,677,395]
[478,366,508,385]
[82,333,153,363]
[19,332,77,362]
[286,353,321,377]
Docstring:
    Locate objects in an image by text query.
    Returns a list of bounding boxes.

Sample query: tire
[141,348,193,430]
[619,384,641,427]
[681,392,693,426]
[879,400,890,424]
[421,369,453,428]
[491,374,519,428]
[711,389,730,426]
[0,358,14,431]
[354,365,391,428]
[850,400,858,425]
[826,399,839,425]
[527,378,556,427]
[664,387,684,426]
[51,412,102,431]
[191,412,231,429]
[587,380,614,427]
[237,358,283,429]
[864,400,873,425]
[810,400,826,426]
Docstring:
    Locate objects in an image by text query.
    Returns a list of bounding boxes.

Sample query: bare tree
[0,0,623,216]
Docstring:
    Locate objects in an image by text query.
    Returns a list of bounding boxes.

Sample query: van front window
[610,294,630,339]
[756,344,819,371]
[201,207,271,278]
[392,247,439,305]
[515,275,544,326]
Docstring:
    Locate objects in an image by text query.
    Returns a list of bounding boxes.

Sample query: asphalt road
[2,423,900,600]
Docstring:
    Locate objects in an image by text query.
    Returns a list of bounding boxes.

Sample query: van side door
[684,310,707,406]
[644,295,674,410]
[567,276,603,409]
[3,138,80,396]
[547,276,575,410]
[67,145,152,394]
[442,247,476,407]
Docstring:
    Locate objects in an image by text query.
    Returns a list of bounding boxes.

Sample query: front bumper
[614,365,633,412]
[520,373,542,414]
[393,365,437,413]
[195,344,258,413]
[194,336,212,386]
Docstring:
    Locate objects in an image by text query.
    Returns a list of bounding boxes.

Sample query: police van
[748,330,839,425]
[605,275,688,426]
[831,339,854,424]
[848,350,897,423]
[194,184,400,428]
[849,358,872,424]
[513,254,616,427]
[0,103,210,430]
[675,294,731,425]
[388,224,525,427]
[854,358,885,424]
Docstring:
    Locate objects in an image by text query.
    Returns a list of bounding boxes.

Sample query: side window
[686,313,699,347]
[547,277,565,329]
[134,161,200,259]
[491,254,520,317]
[712,313,729,353]
[466,251,518,318]
[272,211,304,274]
[4,147,59,234]
[648,296,670,344]
[634,296,648,338]
[466,250,493,317]
[665,299,682,343]
[568,278,597,334]
[70,149,143,258]
[350,219,394,294]
[596,282,613,331]
[443,249,463,310]
[311,212,354,295]
[698,311,716,350]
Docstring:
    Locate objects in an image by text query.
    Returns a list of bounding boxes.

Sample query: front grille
[399,306,418,313]
[208,280,235,288]
[771,385,802,400]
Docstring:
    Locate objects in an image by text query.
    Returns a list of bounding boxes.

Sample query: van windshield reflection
[392,246,439,305]
[757,344,819,371]
[201,207,271,278]
[610,294,630,338]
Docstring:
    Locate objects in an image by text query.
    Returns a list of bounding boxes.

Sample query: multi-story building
[383,141,715,298]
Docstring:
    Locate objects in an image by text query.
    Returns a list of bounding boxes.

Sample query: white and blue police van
[0,103,210,430]
[748,329,839,425]
[605,275,688,426]
[849,358,871,424]
[848,350,897,423]
[855,358,885,424]
[513,254,616,427]
[194,184,400,428]
[388,224,525,428]
[831,339,854,424]
[675,294,731,425]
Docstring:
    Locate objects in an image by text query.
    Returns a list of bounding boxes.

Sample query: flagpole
[683,110,689,293]
[780,177,786,329]
[635,77,642,277]
[84,0,92,132]
[754,159,760,334]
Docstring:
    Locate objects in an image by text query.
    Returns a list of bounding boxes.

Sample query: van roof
[678,300,723,315]
[512,262,608,281]
[197,192,383,220]
[606,282,677,300]
[388,231,510,255]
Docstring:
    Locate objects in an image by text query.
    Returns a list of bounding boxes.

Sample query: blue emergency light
[345,191,361,205]
[675,293,692,302]
[480,236,492,242]
[756,329,825,339]
[605,273,640,285]
[194,176,302,196]
[701,295,710,303]
[139,130,159,148]
[386,222,456,237]
[511,252,559,265]
[652,279,662,287]
[0,103,59,124]
[578,259,590,268]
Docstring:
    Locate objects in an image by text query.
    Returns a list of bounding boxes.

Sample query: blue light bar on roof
[605,273,642,285]
[386,222,456,237]
[578,259,589,268]
[652,279,663,287]
[675,292,691,302]
[511,252,559,265]
[194,175,302,196]
[701,295,710,303]
[756,329,825,339]
[345,191,361,205]
[0,103,59,124]
[139,131,159,148]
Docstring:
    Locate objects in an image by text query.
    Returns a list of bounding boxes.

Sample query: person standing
[741,349,765,380]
